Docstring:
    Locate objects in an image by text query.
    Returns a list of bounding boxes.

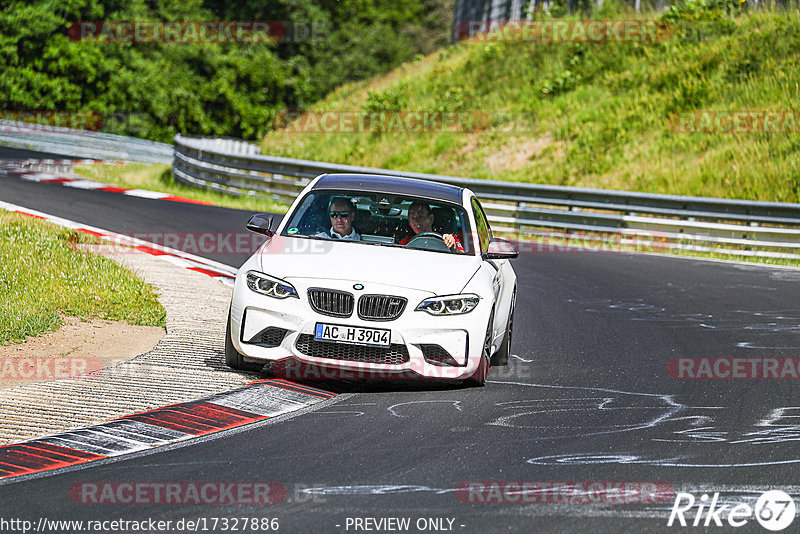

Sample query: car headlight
[246,271,299,299]
[416,294,480,315]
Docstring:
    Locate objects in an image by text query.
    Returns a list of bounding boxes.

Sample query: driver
[315,198,361,241]
[399,201,464,252]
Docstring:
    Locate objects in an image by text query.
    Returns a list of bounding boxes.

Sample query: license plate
[314,323,391,348]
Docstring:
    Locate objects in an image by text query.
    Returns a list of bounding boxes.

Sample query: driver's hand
[443,234,456,248]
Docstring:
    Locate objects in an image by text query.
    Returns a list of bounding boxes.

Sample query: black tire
[465,312,493,387]
[491,287,516,367]
[225,310,264,372]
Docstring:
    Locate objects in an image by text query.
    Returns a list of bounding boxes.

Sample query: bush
[0,0,454,141]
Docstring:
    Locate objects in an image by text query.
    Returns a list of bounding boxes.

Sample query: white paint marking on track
[526,452,800,468]
[387,400,463,418]
[61,180,107,190]
[123,189,171,199]
[485,380,684,436]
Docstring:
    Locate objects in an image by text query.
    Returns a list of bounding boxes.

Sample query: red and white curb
[0,199,236,286]
[2,160,213,206]
[0,379,336,479]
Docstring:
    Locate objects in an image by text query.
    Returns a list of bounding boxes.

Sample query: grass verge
[73,163,289,214]
[260,5,800,204]
[0,210,167,345]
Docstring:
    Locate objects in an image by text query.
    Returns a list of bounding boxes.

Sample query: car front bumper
[230,274,490,381]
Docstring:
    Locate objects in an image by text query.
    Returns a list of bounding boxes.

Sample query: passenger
[315,198,361,241]
[399,201,463,252]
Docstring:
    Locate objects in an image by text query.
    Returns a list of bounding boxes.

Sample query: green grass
[260,4,800,204]
[662,247,800,267]
[73,163,290,214]
[0,211,167,345]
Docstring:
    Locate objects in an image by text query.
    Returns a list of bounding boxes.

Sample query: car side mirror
[246,214,274,237]
[484,237,518,260]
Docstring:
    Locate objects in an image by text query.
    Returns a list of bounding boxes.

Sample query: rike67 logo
[668,490,796,531]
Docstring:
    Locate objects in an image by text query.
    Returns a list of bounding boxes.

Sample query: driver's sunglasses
[329,211,352,219]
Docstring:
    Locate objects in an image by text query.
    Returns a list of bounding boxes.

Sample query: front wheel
[465,312,493,387]
[225,309,264,372]
[491,287,515,367]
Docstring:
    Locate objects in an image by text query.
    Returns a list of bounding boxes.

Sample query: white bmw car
[226,173,517,386]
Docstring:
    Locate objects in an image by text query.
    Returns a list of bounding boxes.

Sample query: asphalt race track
[0,145,76,160]
[2,151,800,533]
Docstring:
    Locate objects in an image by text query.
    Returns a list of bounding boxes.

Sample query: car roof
[312,173,464,204]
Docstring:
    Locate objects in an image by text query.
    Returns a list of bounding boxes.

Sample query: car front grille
[421,344,461,366]
[295,334,410,365]
[357,295,407,321]
[308,288,354,317]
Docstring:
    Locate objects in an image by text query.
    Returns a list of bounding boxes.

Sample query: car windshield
[280,189,475,255]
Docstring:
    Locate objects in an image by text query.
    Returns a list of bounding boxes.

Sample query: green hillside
[261,2,800,203]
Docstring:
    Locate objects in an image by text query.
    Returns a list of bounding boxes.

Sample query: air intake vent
[246,327,288,347]
[295,334,409,365]
[421,344,461,367]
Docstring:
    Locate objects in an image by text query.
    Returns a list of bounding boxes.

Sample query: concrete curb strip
[0,379,336,479]
[0,201,339,478]
[0,248,250,446]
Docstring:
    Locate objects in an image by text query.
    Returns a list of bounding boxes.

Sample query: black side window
[471,197,492,254]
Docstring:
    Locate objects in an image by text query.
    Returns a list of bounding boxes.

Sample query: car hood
[256,236,481,295]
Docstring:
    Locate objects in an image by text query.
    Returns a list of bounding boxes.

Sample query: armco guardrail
[0,119,172,163]
[174,134,800,260]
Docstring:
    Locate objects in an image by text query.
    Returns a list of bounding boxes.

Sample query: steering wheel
[405,232,454,253]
